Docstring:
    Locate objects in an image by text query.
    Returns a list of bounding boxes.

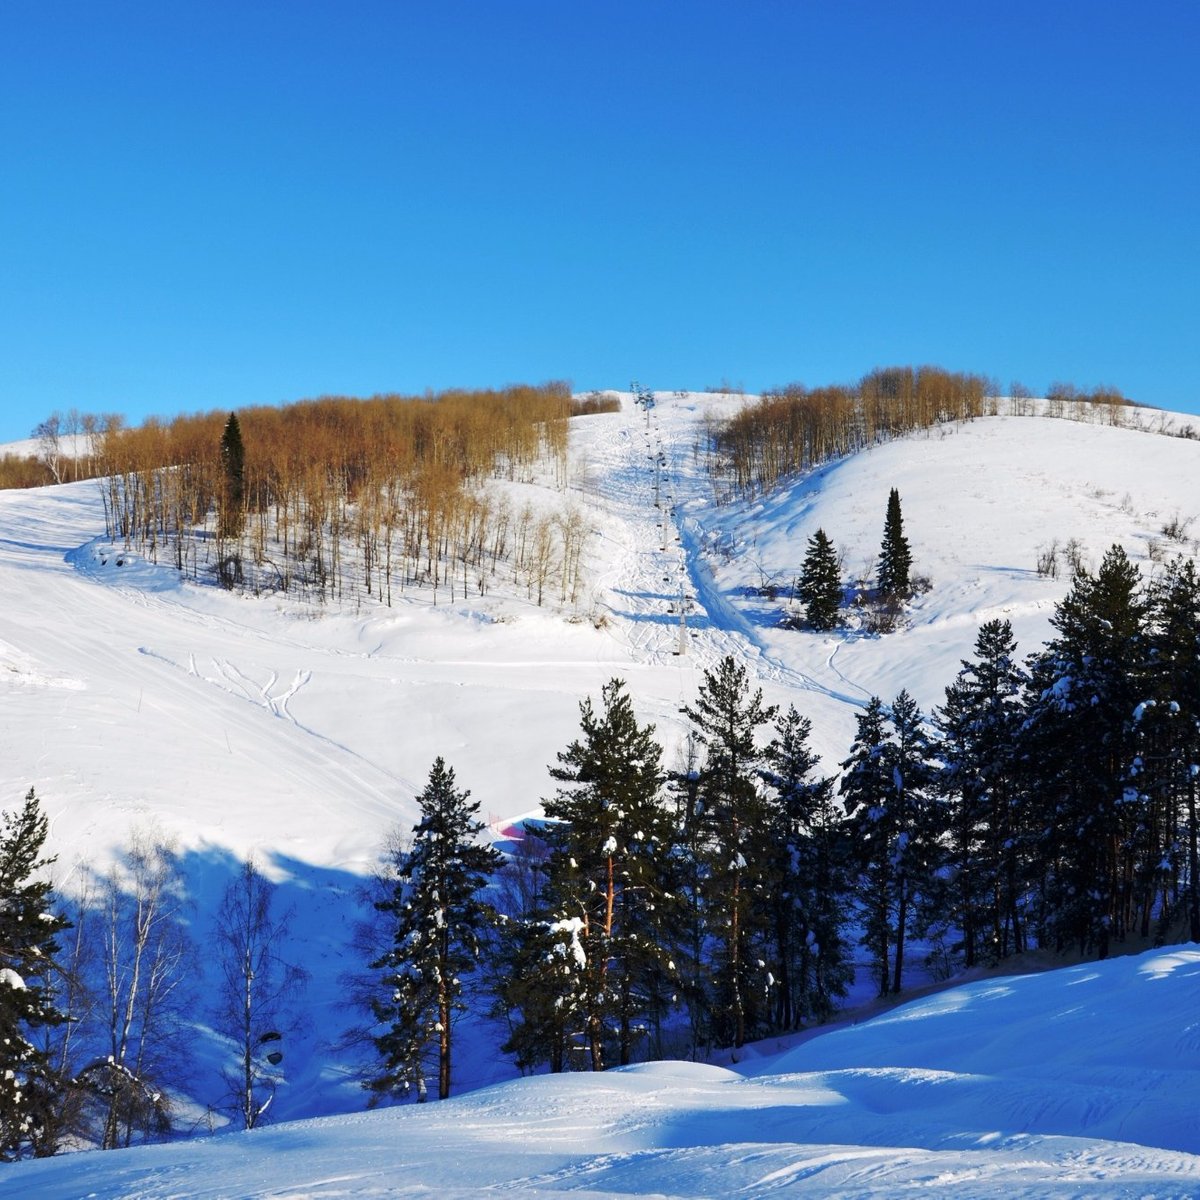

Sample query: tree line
[6,386,594,610]
[710,367,1147,500]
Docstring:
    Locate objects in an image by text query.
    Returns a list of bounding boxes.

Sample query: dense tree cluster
[710,368,1158,501]
[715,366,993,498]
[7,386,585,610]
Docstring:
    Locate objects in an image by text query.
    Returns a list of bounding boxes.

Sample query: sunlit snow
[3,392,1200,1195]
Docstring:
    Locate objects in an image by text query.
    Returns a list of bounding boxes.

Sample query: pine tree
[876,487,912,597]
[218,412,246,542]
[840,698,894,996]
[539,678,674,1069]
[0,788,69,1160]
[1024,544,1150,958]
[494,902,575,1075]
[760,706,851,1028]
[881,690,939,993]
[841,692,937,995]
[369,759,500,1102]
[683,656,778,1047]
[1145,558,1200,943]
[797,529,842,631]
[935,619,1028,965]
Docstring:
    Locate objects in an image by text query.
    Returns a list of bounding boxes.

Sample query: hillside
[2,391,1200,1185]
[11,947,1200,1197]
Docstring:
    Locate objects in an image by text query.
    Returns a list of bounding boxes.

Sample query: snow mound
[10,948,1200,1197]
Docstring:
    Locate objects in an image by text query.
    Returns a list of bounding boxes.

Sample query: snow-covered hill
[2,391,1200,1192]
[12,947,1200,1197]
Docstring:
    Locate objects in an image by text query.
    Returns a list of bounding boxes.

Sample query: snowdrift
[10,948,1200,1197]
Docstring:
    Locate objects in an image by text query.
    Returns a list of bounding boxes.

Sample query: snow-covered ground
[13,948,1200,1197]
[3,391,1200,1193]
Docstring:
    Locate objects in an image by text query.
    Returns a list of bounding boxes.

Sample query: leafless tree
[212,858,308,1130]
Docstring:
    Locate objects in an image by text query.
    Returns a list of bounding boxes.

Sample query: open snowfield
[12,949,1200,1197]
[3,392,1200,1194]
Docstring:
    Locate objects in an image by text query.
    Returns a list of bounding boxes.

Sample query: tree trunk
[892,876,908,995]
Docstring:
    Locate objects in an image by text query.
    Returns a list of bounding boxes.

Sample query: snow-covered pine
[368,758,500,1103]
[681,655,778,1049]
[529,678,676,1070]
[934,618,1029,967]
[0,788,70,1160]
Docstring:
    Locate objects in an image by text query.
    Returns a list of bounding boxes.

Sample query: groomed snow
[12,949,1200,1197]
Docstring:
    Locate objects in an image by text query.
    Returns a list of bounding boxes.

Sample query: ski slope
[11,948,1200,1197]
[2,391,1200,1192]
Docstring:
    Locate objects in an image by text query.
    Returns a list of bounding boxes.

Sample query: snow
[11,948,1200,1197]
[2,392,1200,1193]
[0,967,25,990]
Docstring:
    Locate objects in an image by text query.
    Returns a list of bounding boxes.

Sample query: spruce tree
[841,692,937,995]
[539,679,674,1069]
[369,759,500,1102]
[494,906,574,1075]
[876,487,912,597]
[760,706,851,1027]
[683,656,778,1047]
[1145,557,1200,943]
[840,698,894,997]
[1023,544,1150,958]
[880,690,938,993]
[935,619,1028,965]
[797,529,842,631]
[0,788,69,1160]
[218,412,246,541]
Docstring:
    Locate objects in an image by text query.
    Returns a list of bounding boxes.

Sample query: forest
[712,368,1136,499]
[5,385,604,609]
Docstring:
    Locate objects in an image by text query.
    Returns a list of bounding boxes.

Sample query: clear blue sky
[2,1,1198,442]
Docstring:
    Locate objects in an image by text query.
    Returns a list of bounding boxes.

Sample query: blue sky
[2,1,1198,442]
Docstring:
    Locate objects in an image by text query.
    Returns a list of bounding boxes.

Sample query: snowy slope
[2,391,1200,1188]
[11,947,1200,1198]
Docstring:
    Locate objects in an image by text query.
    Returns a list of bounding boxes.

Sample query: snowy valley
[3,391,1200,1196]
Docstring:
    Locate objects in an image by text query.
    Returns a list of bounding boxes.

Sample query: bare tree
[33,414,63,485]
[89,831,193,1149]
[213,858,308,1130]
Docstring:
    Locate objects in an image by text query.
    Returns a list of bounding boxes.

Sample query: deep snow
[12,949,1200,1197]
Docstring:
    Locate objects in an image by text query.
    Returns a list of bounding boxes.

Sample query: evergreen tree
[494,903,575,1075]
[0,788,69,1160]
[683,656,778,1047]
[881,690,939,992]
[218,412,246,541]
[841,692,937,995]
[935,619,1028,965]
[665,732,709,1054]
[1145,558,1200,943]
[369,759,500,1102]
[840,698,894,996]
[797,529,842,631]
[876,487,912,597]
[539,679,674,1069]
[1023,545,1150,958]
[760,706,851,1028]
